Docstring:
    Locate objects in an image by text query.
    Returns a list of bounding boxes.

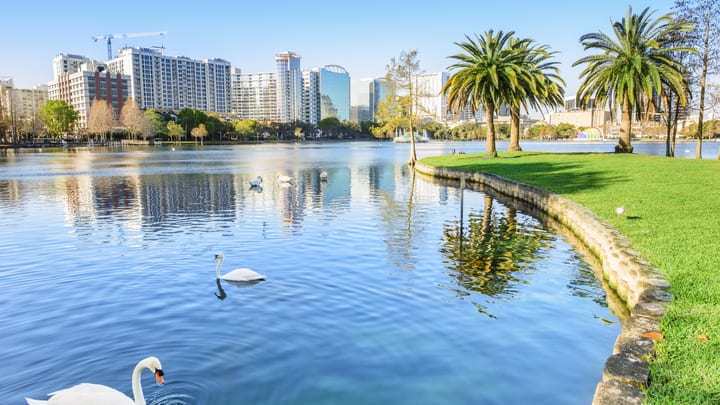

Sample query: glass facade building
[370,78,391,122]
[319,65,350,122]
[350,78,372,123]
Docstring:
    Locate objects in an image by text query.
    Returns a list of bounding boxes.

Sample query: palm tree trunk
[617,95,633,153]
[672,94,681,158]
[509,105,522,152]
[484,103,497,157]
[664,93,672,157]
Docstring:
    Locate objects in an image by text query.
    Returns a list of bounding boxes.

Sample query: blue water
[0,141,641,404]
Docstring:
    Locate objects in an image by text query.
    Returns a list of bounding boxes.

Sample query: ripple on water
[1,144,622,405]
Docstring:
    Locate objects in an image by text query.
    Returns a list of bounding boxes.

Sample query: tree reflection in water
[440,194,554,313]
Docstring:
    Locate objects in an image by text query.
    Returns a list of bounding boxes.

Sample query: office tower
[318,65,350,122]
[370,78,391,122]
[351,78,373,123]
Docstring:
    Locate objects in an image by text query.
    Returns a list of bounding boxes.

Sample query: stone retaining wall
[415,162,671,405]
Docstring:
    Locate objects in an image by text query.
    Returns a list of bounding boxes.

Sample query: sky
[1,0,676,96]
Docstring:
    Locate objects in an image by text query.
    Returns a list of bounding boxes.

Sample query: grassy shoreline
[421,151,720,404]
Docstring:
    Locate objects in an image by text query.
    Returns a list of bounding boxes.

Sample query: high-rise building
[106,47,231,112]
[232,70,278,122]
[564,96,595,111]
[48,66,129,129]
[52,54,92,79]
[301,69,320,125]
[231,52,352,126]
[1,78,48,138]
[319,65,350,122]
[370,78,391,122]
[275,52,303,123]
[414,72,452,123]
[350,78,373,123]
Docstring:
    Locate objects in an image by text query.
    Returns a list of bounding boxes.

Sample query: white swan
[319,171,328,181]
[26,356,164,405]
[277,175,293,183]
[214,253,266,282]
[249,176,263,187]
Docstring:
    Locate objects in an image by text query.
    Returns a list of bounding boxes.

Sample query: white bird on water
[249,176,263,187]
[319,171,328,181]
[214,253,266,282]
[26,356,164,405]
[278,175,293,184]
[616,206,625,216]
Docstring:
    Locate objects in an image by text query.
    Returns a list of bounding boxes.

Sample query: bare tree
[120,97,151,140]
[675,0,720,159]
[87,99,115,142]
[385,49,423,165]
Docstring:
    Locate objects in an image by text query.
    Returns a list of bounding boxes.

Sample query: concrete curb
[415,162,671,404]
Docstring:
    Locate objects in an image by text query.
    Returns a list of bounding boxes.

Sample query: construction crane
[91,31,168,60]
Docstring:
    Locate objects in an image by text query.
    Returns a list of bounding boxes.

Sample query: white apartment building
[52,54,91,79]
[48,66,130,129]
[275,51,303,123]
[550,96,610,132]
[414,72,450,123]
[1,77,48,137]
[231,52,351,126]
[302,69,320,125]
[232,71,278,122]
[106,47,232,113]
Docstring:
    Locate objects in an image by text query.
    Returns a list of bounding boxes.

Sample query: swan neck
[131,361,146,405]
[215,257,223,278]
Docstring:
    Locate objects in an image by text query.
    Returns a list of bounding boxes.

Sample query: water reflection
[440,194,554,309]
[0,144,624,404]
[215,279,227,301]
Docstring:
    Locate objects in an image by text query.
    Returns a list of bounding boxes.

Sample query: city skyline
[2,1,674,95]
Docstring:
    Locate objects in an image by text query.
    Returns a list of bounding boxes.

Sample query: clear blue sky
[1,0,674,95]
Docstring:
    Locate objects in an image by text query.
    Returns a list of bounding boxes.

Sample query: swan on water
[249,176,263,187]
[26,356,164,405]
[319,171,328,181]
[214,253,266,282]
[277,175,293,183]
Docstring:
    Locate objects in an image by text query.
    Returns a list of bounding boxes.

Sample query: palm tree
[508,41,565,151]
[443,31,533,157]
[573,6,694,153]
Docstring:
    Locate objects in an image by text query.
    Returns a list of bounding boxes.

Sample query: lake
[0,140,687,404]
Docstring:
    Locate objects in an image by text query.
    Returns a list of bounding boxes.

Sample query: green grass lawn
[421,151,720,404]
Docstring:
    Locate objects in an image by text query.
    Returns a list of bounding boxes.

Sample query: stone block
[638,288,673,303]
[592,380,645,405]
[632,301,667,319]
[622,315,660,337]
[613,335,656,359]
[603,354,649,387]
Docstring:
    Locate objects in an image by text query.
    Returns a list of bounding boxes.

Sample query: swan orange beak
[155,369,165,385]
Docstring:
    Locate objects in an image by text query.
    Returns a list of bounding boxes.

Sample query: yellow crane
[92,31,168,60]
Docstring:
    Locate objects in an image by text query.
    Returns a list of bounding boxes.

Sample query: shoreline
[414,160,671,405]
